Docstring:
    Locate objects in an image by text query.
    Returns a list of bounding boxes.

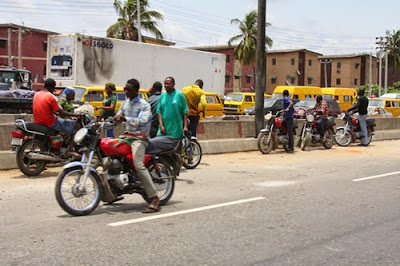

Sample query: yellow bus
[272,86,322,100]
[321,87,357,111]
[223,92,271,115]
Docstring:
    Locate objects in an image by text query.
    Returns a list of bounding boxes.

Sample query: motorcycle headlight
[74,128,88,144]
[306,114,314,123]
[264,113,272,121]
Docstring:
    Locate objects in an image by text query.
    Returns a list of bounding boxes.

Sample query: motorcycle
[11,115,91,176]
[182,130,202,169]
[297,109,336,151]
[55,120,180,216]
[334,111,376,147]
[257,110,298,154]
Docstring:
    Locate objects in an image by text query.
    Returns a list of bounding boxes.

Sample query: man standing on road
[147,81,163,138]
[182,79,207,137]
[348,89,369,146]
[115,78,160,213]
[157,77,189,140]
[282,89,294,153]
[313,95,329,142]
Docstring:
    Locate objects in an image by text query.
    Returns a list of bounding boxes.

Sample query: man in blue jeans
[348,89,369,146]
[282,89,294,153]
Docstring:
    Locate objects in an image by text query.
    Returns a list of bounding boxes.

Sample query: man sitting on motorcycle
[312,95,329,142]
[114,78,160,213]
[33,78,80,157]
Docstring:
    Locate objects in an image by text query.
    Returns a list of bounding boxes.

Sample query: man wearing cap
[33,79,80,156]
[59,87,75,112]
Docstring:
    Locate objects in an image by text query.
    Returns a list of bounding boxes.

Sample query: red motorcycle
[257,110,298,154]
[11,116,89,176]
[55,120,180,216]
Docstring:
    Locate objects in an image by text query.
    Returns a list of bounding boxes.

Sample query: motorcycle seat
[146,136,176,155]
[25,123,59,136]
[366,118,375,126]
[325,117,336,127]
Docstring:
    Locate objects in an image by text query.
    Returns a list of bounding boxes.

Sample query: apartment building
[318,54,378,88]
[266,49,322,94]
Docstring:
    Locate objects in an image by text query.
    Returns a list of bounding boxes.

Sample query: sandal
[142,206,161,213]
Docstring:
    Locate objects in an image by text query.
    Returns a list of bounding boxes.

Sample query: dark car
[243,98,299,115]
[294,98,342,118]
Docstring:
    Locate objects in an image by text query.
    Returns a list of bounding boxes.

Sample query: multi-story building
[318,54,378,88]
[266,49,322,94]
[0,23,57,90]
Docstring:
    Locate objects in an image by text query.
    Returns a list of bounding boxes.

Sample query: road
[1,140,400,265]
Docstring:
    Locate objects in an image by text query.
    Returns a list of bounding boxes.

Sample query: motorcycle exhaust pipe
[27,152,63,162]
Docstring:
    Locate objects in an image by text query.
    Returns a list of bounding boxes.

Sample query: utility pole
[376,36,391,96]
[254,0,266,135]
[137,0,142,42]
[7,28,11,67]
[384,49,388,94]
[320,59,331,87]
[18,27,22,68]
[369,48,372,97]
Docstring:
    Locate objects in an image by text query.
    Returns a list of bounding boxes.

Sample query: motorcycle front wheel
[301,131,311,151]
[257,132,273,154]
[55,166,102,216]
[16,139,47,176]
[143,160,175,205]
[183,140,202,169]
[334,128,352,147]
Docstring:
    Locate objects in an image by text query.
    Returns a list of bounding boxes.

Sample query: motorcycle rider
[312,95,329,142]
[282,89,294,153]
[348,88,369,146]
[33,78,80,157]
[114,78,160,213]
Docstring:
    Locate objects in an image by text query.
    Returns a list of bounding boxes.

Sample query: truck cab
[0,66,32,91]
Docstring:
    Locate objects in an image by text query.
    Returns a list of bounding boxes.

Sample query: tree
[107,0,164,41]
[387,30,400,69]
[228,10,273,90]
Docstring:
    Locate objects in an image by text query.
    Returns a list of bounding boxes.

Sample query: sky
[1,0,399,56]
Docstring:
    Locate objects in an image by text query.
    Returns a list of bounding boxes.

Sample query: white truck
[46,33,225,95]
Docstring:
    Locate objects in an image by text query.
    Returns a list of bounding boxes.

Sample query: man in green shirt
[59,87,75,112]
[157,77,188,139]
[95,82,117,137]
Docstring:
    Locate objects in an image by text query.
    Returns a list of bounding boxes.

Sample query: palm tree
[107,0,164,41]
[228,10,273,88]
[387,30,400,69]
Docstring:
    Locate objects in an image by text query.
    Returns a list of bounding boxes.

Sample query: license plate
[11,138,23,146]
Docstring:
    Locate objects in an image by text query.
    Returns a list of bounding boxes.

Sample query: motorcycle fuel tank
[100,138,132,156]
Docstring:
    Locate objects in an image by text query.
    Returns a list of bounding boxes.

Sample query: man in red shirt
[33,79,79,156]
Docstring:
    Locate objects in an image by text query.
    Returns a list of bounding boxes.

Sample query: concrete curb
[1,129,399,170]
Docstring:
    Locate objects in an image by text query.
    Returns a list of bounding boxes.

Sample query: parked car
[367,107,393,117]
[244,98,299,115]
[293,98,342,118]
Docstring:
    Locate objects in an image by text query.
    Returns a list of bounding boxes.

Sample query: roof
[319,53,377,59]
[189,45,322,56]
[267,48,322,56]
[143,36,175,46]
[0,23,58,35]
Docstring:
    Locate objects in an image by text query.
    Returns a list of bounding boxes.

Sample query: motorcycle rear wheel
[143,160,175,205]
[183,140,202,169]
[334,128,352,147]
[301,132,311,151]
[55,166,102,216]
[16,139,47,176]
[322,129,334,149]
[257,132,273,154]
[365,130,373,145]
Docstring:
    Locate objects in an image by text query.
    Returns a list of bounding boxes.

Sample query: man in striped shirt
[115,78,160,213]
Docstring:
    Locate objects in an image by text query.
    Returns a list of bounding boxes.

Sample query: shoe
[357,143,368,147]
[287,149,295,153]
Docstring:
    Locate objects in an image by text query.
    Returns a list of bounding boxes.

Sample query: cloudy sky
[1,0,399,55]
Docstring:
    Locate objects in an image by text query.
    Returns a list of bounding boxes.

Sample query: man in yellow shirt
[182,79,207,137]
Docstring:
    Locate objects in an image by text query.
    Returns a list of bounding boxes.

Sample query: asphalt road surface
[1,140,399,265]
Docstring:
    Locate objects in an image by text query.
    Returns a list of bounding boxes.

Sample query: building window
[344,96,350,102]
[355,63,359,69]
[225,75,230,84]
[337,62,341,69]
[43,65,46,75]
[42,41,47,52]
[290,76,295,84]
[0,40,5,49]
[308,59,312,66]
[272,58,276,65]
[234,74,240,80]
[271,77,276,84]
[336,78,341,85]
[291,58,295,65]
[246,75,252,83]
[307,77,313,85]
[226,54,230,63]
[354,78,358,85]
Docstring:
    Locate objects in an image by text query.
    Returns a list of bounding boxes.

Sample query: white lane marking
[108,197,265,227]
[352,171,400,182]
[254,180,296,187]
